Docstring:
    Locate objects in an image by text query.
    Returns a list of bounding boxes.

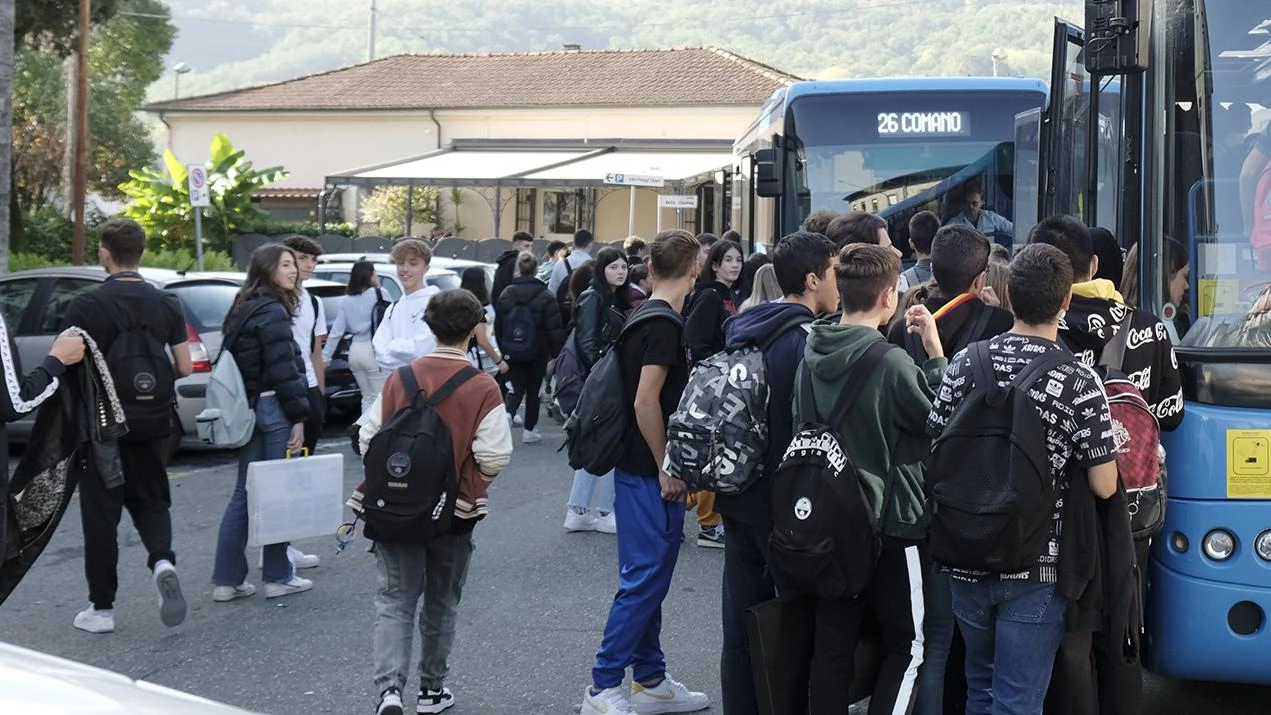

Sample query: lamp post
[172,62,191,99]
[991,47,1008,77]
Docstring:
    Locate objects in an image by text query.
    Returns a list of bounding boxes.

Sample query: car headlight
[1203,530,1236,561]
[1255,530,1271,562]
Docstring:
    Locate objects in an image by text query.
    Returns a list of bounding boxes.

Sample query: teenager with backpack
[495,251,564,444]
[549,228,596,295]
[926,243,1119,715]
[579,229,710,715]
[898,210,939,292]
[353,289,513,715]
[210,244,315,602]
[62,218,192,633]
[1028,216,1183,715]
[562,248,629,534]
[491,231,534,305]
[713,231,840,715]
[774,243,946,715]
[323,260,389,415]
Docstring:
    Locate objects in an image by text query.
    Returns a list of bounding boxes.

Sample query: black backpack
[926,342,1070,573]
[362,365,480,543]
[556,259,577,327]
[563,303,684,475]
[101,291,176,440]
[768,342,893,600]
[500,300,539,362]
[371,287,391,330]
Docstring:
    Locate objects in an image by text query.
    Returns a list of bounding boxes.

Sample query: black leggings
[504,358,547,431]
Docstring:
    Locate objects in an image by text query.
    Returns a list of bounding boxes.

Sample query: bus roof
[783,76,1048,100]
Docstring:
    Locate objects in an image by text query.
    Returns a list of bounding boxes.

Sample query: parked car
[0,267,241,454]
[310,261,460,300]
[316,253,494,294]
[0,641,261,714]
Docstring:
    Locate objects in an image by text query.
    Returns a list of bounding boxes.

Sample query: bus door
[1040,20,1089,221]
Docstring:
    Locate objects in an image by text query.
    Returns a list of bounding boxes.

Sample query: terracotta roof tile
[147,47,799,113]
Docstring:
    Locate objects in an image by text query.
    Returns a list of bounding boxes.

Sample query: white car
[310,261,460,300]
[0,641,261,714]
[317,253,493,294]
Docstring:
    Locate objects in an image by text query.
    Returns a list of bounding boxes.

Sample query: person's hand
[905,305,944,358]
[50,330,85,366]
[496,359,510,375]
[979,285,1001,307]
[659,471,687,503]
[287,423,305,454]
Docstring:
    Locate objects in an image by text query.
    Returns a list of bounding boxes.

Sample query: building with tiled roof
[150,47,799,239]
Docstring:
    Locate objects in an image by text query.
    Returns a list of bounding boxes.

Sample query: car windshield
[165,282,239,334]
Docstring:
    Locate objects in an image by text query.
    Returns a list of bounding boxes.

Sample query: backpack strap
[216,298,270,366]
[952,302,996,357]
[308,291,321,348]
[396,365,422,406]
[616,302,685,342]
[754,311,813,351]
[1099,308,1135,372]
[802,341,892,426]
[424,366,482,408]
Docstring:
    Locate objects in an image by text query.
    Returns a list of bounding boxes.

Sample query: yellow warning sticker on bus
[1227,430,1271,498]
[1198,278,1239,316]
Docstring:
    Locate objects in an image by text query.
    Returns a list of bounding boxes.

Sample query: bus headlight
[1203,530,1236,561]
[1255,531,1271,562]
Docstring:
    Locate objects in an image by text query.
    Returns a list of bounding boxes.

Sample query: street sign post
[186,164,209,271]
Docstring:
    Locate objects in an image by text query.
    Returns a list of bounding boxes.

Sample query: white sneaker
[581,686,637,715]
[287,545,320,569]
[512,413,524,426]
[629,675,710,714]
[377,687,404,715]
[522,429,543,444]
[264,576,313,599]
[563,508,597,532]
[72,605,114,634]
[153,560,186,627]
[416,686,455,713]
[212,582,257,602]
[594,511,617,534]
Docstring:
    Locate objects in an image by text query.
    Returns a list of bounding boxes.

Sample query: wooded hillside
[154,0,1084,100]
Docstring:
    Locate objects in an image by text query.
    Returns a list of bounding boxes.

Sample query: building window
[515,189,536,234]
[542,189,584,235]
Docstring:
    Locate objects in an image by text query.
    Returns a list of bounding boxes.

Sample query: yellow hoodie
[1071,278,1125,303]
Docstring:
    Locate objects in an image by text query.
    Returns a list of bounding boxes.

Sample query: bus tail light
[1255,531,1271,562]
[1203,530,1236,561]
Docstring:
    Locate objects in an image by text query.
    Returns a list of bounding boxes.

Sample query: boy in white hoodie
[373,240,442,371]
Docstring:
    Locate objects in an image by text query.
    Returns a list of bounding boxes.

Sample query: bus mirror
[755,147,784,197]
[1084,0,1150,73]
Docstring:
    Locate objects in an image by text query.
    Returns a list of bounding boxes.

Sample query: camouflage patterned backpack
[664,313,810,494]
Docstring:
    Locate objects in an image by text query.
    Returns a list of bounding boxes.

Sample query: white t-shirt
[291,287,328,388]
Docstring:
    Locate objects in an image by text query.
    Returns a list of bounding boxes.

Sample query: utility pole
[367,0,377,62]
[71,0,90,265]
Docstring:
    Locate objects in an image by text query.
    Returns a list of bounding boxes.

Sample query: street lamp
[172,62,191,99]
[991,47,1008,77]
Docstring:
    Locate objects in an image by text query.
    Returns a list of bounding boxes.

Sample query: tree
[11,0,174,219]
[15,0,119,51]
[0,0,14,273]
[118,133,289,253]
[360,186,440,237]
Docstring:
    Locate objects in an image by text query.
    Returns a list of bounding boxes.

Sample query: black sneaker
[697,524,726,549]
[377,687,403,715]
[417,686,455,714]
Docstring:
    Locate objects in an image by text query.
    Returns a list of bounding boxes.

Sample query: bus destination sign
[876,111,971,138]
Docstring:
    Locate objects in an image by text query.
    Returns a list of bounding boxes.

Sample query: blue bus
[1038,1,1271,686]
[732,77,1047,252]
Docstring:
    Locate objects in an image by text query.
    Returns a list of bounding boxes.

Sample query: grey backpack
[196,300,267,449]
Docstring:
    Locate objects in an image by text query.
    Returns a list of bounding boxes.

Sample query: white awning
[326,141,732,189]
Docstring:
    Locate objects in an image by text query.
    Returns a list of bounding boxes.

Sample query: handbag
[246,451,345,547]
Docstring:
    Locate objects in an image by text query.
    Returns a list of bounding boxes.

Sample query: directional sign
[658,195,699,209]
[604,172,664,188]
[187,164,210,207]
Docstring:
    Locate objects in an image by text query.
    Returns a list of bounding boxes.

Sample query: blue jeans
[915,565,955,715]
[950,579,1066,715]
[591,469,685,689]
[567,468,615,514]
[211,396,295,586]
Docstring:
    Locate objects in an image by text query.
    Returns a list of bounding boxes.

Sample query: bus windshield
[786,90,1044,248]
[1171,4,1271,352]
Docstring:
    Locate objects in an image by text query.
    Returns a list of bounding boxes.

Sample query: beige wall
[158,104,756,235]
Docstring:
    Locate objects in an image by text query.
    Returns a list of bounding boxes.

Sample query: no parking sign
[186,164,210,207]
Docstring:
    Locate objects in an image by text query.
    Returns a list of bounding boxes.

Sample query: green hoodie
[796,320,948,541]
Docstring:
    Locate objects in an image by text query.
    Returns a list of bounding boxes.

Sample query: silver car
[0,267,242,453]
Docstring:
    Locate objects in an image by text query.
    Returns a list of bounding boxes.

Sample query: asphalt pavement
[1,419,1269,714]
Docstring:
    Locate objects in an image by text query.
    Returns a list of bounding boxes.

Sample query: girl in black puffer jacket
[495,251,564,444]
[211,244,314,602]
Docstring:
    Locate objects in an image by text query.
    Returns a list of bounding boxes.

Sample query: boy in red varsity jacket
[354,289,514,715]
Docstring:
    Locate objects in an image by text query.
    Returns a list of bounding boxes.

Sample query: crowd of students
[16,210,1184,715]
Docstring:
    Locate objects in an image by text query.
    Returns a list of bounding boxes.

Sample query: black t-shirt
[616,300,689,477]
[64,274,186,358]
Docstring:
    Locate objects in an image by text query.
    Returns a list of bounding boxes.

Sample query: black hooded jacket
[886,293,1014,362]
[224,291,310,424]
[1060,293,1185,431]
[573,287,626,370]
[685,281,739,364]
[491,249,519,305]
[495,276,565,362]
